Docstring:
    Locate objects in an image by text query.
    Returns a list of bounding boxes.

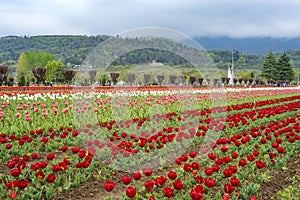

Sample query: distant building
[1,35,19,39]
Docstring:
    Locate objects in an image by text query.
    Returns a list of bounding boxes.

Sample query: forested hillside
[0,35,109,66]
[0,35,299,73]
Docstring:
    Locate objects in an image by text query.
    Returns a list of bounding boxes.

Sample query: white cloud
[0,0,300,38]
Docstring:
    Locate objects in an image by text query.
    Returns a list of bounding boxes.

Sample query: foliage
[0,65,9,85]
[45,60,64,83]
[0,35,109,66]
[18,75,26,86]
[277,175,300,200]
[275,52,296,81]
[0,35,274,71]
[17,52,54,83]
[261,51,297,82]
[32,67,47,83]
[109,72,119,85]
[0,88,299,200]
[2,35,300,84]
[63,69,77,84]
[261,51,277,80]
[88,70,97,84]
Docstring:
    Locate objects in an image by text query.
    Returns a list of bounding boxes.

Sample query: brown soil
[52,150,300,200]
[256,150,300,200]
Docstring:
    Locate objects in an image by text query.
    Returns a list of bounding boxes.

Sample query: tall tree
[17,52,28,84]
[17,52,55,83]
[276,52,295,81]
[53,62,65,83]
[261,51,277,80]
[89,70,97,85]
[157,75,165,85]
[63,69,77,84]
[169,75,177,85]
[36,52,55,67]
[0,66,9,86]
[110,72,119,85]
[45,60,64,82]
[32,67,47,84]
[144,74,151,85]
[127,73,136,85]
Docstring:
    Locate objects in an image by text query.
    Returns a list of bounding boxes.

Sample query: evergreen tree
[261,51,277,80]
[276,52,295,81]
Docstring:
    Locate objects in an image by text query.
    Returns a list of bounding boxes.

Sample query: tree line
[0,35,294,71]
[0,35,298,86]
[261,51,297,82]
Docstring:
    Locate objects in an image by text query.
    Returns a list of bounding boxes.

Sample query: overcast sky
[1,0,300,38]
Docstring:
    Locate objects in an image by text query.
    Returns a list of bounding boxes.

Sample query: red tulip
[6,181,13,190]
[7,161,15,169]
[144,180,155,192]
[46,174,56,183]
[173,180,184,190]
[143,168,152,176]
[121,175,132,185]
[155,176,167,186]
[208,153,216,160]
[18,179,28,189]
[256,160,266,169]
[204,178,216,188]
[6,143,12,149]
[230,177,240,186]
[47,153,55,160]
[189,151,197,158]
[71,146,80,153]
[247,154,255,162]
[229,166,237,173]
[260,138,267,144]
[212,164,220,172]
[277,147,285,153]
[126,186,136,198]
[190,189,202,200]
[104,181,115,192]
[231,152,238,159]
[167,171,177,180]
[39,161,48,169]
[223,168,233,177]
[133,172,141,180]
[61,145,68,152]
[224,183,235,193]
[191,162,200,170]
[181,154,189,162]
[183,163,191,172]
[35,170,45,181]
[205,168,213,176]
[221,146,229,152]
[163,186,174,198]
[31,153,38,159]
[10,191,17,199]
[10,168,21,177]
[238,159,247,167]
[175,158,182,165]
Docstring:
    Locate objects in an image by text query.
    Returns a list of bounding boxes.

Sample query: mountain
[195,37,300,55]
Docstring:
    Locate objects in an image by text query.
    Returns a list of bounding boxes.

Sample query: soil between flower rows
[51,149,300,200]
[256,149,300,200]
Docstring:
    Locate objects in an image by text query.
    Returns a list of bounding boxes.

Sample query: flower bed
[0,87,299,199]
